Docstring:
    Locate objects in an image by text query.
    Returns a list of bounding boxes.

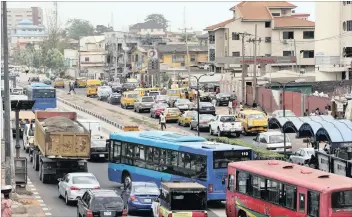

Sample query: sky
[7,1,315,32]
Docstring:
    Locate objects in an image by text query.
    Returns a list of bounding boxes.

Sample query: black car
[108,93,122,104]
[122,83,136,92]
[29,77,39,83]
[42,79,52,85]
[77,189,125,217]
[215,93,232,106]
[111,84,123,93]
[193,102,216,115]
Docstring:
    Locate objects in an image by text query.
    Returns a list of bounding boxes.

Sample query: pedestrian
[228,100,233,115]
[315,108,320,115]
[304,109,309,116]
[239,102,244,111]
[159,112,166,131]
[1,186,12,217]
[185,89,189,100]
[252,101,257,109]
[212,98,217,107]
[68,82,72,93]
[215,87,220,95]
[232,98,237,115]
[310,110,316,116]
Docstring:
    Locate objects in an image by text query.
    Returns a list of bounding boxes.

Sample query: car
[215,93,232,106]
[163,108,181,122]
[209,115,243,137]
[77,189,125,217]
[29,76,39,83]
[174,99,192,112]
[155,95,169,104]
[97,86,112,101]
[108,93,122,104]
[122,83,136,92]
[289,148,317,165]
[147,91,160,98]
[168,96,180,107]
[134,96,155,113]
[192,102,216,115]
[57,172,100,205]
[121,182,159,214]
[190,114,215,131]
[110,83,123,93]
[199,91,211,102]
[178,110,197,127]
[41,78,52,85]
[150,103,169,118]
[253,131,292,154]
[270,110,296,119]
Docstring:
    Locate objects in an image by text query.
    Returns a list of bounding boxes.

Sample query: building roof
[204,18,234,31]
[81,36,105,43]
[197,33,209,39]
[274,17,315,28]
[130,20,164,30]
[291,13,310,17]
[157,44,208,53]
[18,19,33,25]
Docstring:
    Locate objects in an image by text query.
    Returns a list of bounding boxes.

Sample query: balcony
[315,56,350,72]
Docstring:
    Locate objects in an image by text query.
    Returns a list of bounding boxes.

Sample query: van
[120,91,139,109]
[237,110,268,135]
[86,80,102,97]
[75,77,87,88]
[54,78,65,88]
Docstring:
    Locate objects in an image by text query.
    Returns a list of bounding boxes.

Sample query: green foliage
[66,19,95,40]
[206,136,285,160]
[145,14,169,30]
[44,48,65,71]
[95,25,113,35]
[179,33,196,42]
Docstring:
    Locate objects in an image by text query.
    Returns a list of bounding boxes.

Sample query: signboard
[215,56,297,64]
[148,49,158,60]
[336,102,344,112]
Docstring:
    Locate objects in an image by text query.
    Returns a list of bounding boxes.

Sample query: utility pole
[78,37,81,78]
[247,25,261,103]
[236,32,251,104]
[2,1,13,186]
[114,37,118,79]
[53,2,58,29]
[179,7,192,88]
[293,39,299,73]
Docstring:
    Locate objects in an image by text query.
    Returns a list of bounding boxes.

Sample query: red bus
[226,160,352,217]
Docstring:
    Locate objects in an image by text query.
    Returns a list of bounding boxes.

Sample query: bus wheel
[238,210,247,217]
[122,172,131,188]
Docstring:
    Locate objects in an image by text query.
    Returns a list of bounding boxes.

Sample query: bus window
[299,193,305,212]
[33,89,55,98]
[236,171,249,194]
[113,141,121,163]
[308,191,320,217]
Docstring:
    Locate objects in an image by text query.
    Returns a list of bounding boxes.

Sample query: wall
[215,29,225,57]
[64,49,78,66]
[315,70,343,81]
[160,52,208,68]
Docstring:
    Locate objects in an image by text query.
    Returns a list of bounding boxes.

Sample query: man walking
[228,100,233,115]
[159,112,166,131]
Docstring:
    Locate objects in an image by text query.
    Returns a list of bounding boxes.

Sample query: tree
[95,25,113,35]
[44,48,65,73]
[179,33,196,42]
[66,19,95,40]
[145,14,169,31]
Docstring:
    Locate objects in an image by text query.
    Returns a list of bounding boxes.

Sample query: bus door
[297,186,307,216]
[226,172,236,217]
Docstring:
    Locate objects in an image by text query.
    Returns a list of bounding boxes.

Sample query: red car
[150,103,169,118]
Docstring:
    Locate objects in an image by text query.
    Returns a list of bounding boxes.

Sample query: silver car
[134,96,155,113]
[253,131,292,154]
[289,148,316,165]
[190,114,215,131]
[174,99,192,112]
[57,172,100,205]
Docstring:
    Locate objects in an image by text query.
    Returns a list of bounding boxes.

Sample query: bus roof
[162,182,206,190]
[25,83,54,89]
[109,131,252,152]
[229,160,352,192]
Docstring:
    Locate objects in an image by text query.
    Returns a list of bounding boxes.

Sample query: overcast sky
[8,1,315,32]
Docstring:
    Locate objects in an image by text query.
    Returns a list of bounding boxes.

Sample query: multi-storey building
[129,20,166,36]
[315,1,352,81]
[205,1,315,74]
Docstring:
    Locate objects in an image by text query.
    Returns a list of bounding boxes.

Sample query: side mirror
[57,178,63,182]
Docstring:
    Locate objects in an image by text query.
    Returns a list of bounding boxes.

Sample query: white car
[253,131,292,154]
[174,99,192,111]
[58,172,100,205]
[209,115,243,137]
[97,86,112,101]
[289,148,316,165]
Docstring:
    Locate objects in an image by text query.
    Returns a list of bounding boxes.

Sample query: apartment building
[315,1,352,81]
[5,7,43,37]
[205,1,315,74]
[129,20,166,36]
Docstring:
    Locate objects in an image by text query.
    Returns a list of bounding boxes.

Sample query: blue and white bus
[107,131,253,202]
[23,83,56,112]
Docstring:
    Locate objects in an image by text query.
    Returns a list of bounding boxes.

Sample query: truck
[32,111,90,183]
[77,119,108,160]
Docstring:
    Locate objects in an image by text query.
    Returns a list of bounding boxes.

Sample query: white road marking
[45,213,52,216]
[31,188,37,191]
[35,196,41,199]
[33,192,39,195]
[42,207,49,211]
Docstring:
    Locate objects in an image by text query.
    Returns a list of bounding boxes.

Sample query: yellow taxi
[163,108,181,122]
[86,79,102,97]
[237,109,268,135]
[53,78,65,88]
[75,77,87,88]
[120,91,139,109]
[178,110,197,127]
[167,88,185,98]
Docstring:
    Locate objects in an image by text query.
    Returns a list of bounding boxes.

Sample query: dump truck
[32,111,90,183]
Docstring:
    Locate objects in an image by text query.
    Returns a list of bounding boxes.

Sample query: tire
[209,126,213,135]
[238,210,247,217]
[217,128,222,137]
[190,124,193,130]
[65,192,71,205]
[235,132,241,138]
[122,172,132,188]
[58,187,62,199]
[178,120,181,126]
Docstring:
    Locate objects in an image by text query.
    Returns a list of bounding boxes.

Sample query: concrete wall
[215,29,225,58]
[160,52,208,68]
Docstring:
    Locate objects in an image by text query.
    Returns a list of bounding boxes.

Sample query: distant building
[10,19,47,51]
[197,33,209,47]
[129,20,166,36]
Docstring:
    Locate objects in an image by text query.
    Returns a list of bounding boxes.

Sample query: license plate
[144,199,152,203]
[104,211,111,216]
[99,154,105,157]
[277,148,284,152]
[206,108,210,110]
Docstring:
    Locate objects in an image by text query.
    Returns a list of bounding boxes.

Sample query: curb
[57,97,125,130]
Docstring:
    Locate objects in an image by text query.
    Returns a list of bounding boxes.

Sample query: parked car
[134,96,155,113]
[209,115,243,137]
[178,110,197,127]
[77,189,125,217]
[163,108,181,122]
[190,114,215,131]
[57,172,100,205]
[108,93,122,104]
[192,102,216,115]
[110,83,123,93]
[150,103,169,118]
[289,148,317,165]
[215,93,232,106]
[97,86,112,101]
[147,91,160,98]
[253,131,292,154]
[41,78,52,85]
[174,99,192,112]
[121,182,159,214]
[155,95,169,104]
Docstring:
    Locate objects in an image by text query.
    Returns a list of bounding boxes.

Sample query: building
[314,1,352,81]
[129,20,166,36]
[64,49,79,78]
[10,19,47,51]
[197,33,209,47]
[79,36,107,78]
[205,1,315,74]
[130,46,149,74]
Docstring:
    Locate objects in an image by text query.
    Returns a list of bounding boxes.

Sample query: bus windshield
[33,89,55,98]
[213,150,251,169]
[332,190,352,209]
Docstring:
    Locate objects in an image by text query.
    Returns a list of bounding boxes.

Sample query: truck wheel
[34,154,39,171]
[40,165,48,184]
[235,132,241,138]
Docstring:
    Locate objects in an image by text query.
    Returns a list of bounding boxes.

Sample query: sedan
[289,148,317,165]
[215,93,232,106]
[178,110,197,127]
[150,103,169,118]
[174,99,192,112]
[58,172,100,205]
[155,95,169,104]
[111,83,123,93]
[108,93,122,104]
[193,102,216,115]
[190,114,215,131]
[121,182,160,215]
[253,131,292,154]
[199,91,211,102]
[42,79,52,85]
[134,96,155,113]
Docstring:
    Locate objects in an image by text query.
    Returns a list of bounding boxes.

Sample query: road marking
[42,207,49,211]
[31,188,37,191]
[45,213,52,216]
[35,196,41,199]
[28,184,35,188]
[33,192,39,195]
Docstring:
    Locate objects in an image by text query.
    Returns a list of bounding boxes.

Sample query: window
[84,57,89,62]
[272,13,281,17]
[343,47,352,57]
[232,52,240,57]
[190,55,196,62]
[299,193,305,212]
[236,171,249,194]
[265,22,271,28]
[265,37,271,43]
[283,31,294,39]
[252,175,266,199]
[228,174,235,192]
[265,54,271,57]
[308,191,320,217]
[112,141,121,163]
[344,20,352,31]
[283,51,294,56]
[172,55,185,63]
[232,32,240,40]
[209,35,215,44]
[332,190,352,209]
[209,49,215,61]
[285,185,297,209]
[267,179,280,204]
[303,50,314,58]
[303,31,314,39]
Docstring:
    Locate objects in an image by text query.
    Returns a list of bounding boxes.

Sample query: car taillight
[87,209,93,217]
[200,122,206,124]
[93,186,100,189]
[208,184,213,193]
[168,213,172,217]
[70,186,80,191]
[204,212,208,217]
[130,195,137,201]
